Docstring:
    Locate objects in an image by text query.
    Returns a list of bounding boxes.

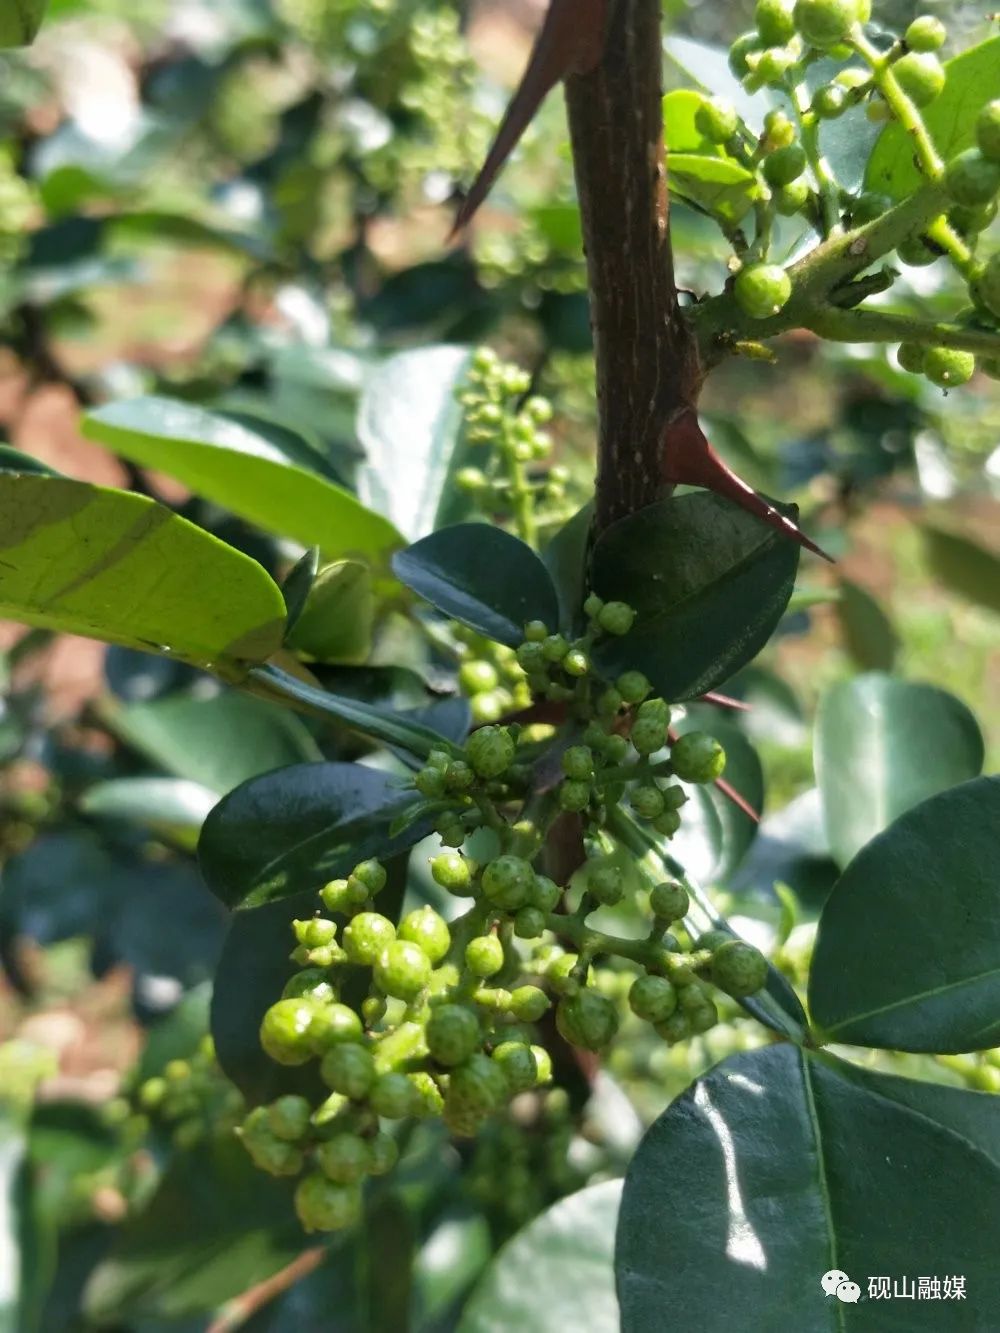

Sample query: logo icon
[821,1270,860,1304]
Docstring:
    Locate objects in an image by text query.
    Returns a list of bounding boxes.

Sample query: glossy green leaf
[393,525,560,647]
[211,854,408,1102]
[285,559,374,663]
[866,37,1000,199]
[198,761,428,910]
[0,0,47,47]
[280,546,320,635]
[921,524,1000,616]
[248,663,459,759]
[815,673,983,868]
[616,1044,1000,1331]
[836,578,898,672]
[83,397,401,566]
[357,345,474,542]
[79,777,217,846]
[669,153,757,225]
[590,493,800,700]
[810,775,1000,1052]
[459,1181,621,1333]
[82,1140,303,1323]
[669,712,764,885]
[0,473,284,667]
[105,691,321,796]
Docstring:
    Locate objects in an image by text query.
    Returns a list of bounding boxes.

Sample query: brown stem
[205,1247,328,1333]
[564,0,701,534]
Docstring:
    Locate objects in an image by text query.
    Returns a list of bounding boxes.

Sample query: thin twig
[206,1247,328,1333]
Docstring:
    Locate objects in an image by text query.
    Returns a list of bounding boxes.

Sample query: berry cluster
[133,1038,245,1151]
[455,349,572,545]
[243,597,770,1231]
[452,623,533,725]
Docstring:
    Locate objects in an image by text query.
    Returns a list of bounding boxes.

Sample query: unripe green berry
[514,906,547,938]
[654,1012,692,1044]
[613,672,648,706]
[695,96,739,144]
[529,875,561,912]
[374,939,431,1000]
[752,45,796,87]
[448,1053,507,1117]
[687,999,720,1034]
[246,1136,304,1177]
[431,855,473,899]
[516,641,546,673]
[662,783,689,811]
[597,601,636,636]
[542,633,569,663]
[898,233,939,267]
[465,933,505,978]
[524,619,548,642]
[509,985,551,1022]
[976,100,1000,163]
[351,860,386,896]
[710,940,769,997]
[649,880,690,921]
[559,779,591,812]
[695,929,734,953]
[459,660,499,695]
[923,346,975,387]
[849,191,889,227]
[631,720,666,757]
[949,199,998,236]
[734,263,792,319]
[762,142,807,188]
[589,862,623,906]
[259,999,318,1066]
[631,784,665,819]
[492,1041,538,1094]
[728,32,763,81]
[671,731,726,783]
[455,466,488,494]
[415,765,447,799]
[408,1071,445,1117]
[532,1044,553,1085]
[466,725,515,778]
[755,0,796,44]
[562,746,595,781]
[295,1174,360,1233]
[320,1042,375,1099]
[896,342,926,374]
[563,648,590,677]
[629,974,679,1023]
[762,108,796,150]
[438,822,466,850]
[547,953,581,996]
[893,51,945,107]
[582,593,604,620]
[793,0,867,50]
[283,969,337,1004]
[905,15,946,52]
[368,1132,399,1176]
[946,149,1000,207]
[811,84,847,119]
[470,691,505,725]
[319,879,351,914]
[427,1004,481,1066]
[398,907,451,964]
[317,1133,370,1185]
[308,1003,363,1053]
[343,912,396,966]
[293,917,337,949]
[481,855,534,910]
[601,733,629,763]
[370,1071,416,1119]
[774,179,811,215]
[555,989,619,1051]
[267,1094,312,1142]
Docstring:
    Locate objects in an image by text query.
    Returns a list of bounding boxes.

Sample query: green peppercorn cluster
[455,348,572,540]
[132,1038,245,1152]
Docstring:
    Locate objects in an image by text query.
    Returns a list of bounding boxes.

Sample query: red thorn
[661,410,834,563]
[700,691,752,712]
[449,0,608,238]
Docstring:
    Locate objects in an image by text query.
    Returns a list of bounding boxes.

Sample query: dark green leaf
[921,524,1000,616]
[280,547,320,635]
[356,346,474,542]
[0,447,60,478]
[590,493,800,700]
[616,1044,1000,1331]
[393,525,560,647]
[459,1181,621,1333]
[866,37,1000,200]
[82,1140,304,1323]
[542,502,593,632]
[0,474,284,668]
[83,398,401,567]
[815,673,983,868]
[106,691,321,796]
[285,560,374,664]
[248,663,459,760]
[810,775,1000,1052]
[836,578,898,672]
[198,762,428,910]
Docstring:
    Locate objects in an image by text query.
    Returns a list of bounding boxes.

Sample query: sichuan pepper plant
[2,0,1000,1329]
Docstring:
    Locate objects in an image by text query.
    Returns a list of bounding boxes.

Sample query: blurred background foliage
[0,0,998,1328]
